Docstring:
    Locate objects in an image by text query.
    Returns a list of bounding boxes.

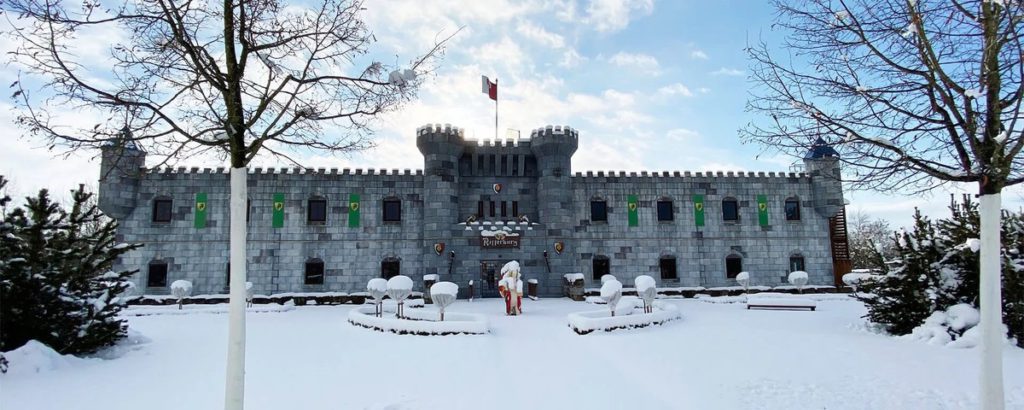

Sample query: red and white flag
[481,75,497,101]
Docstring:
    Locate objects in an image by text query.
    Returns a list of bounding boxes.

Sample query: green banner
[272,193,285,228]
[757,194,769,226]
[194,192,208,229]
[693,195,705,227]
[348,193,361,228]
[627,195,639,227]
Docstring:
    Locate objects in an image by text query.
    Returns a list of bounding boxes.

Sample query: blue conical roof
[804,137,839,159]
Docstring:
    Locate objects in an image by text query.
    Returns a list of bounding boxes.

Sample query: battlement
[144,167,424,176]
[571,170,810,180]
[416,123,465,138]
[530,125,578,139]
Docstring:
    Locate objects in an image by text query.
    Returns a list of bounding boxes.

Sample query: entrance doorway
[479,261,501,298]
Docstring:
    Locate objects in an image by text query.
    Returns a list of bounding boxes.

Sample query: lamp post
[448,250,455,276]
[543,250,551,273]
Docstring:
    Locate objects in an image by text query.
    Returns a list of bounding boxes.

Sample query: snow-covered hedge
[121,304,295,316]
[567,301,681,335]
[347,305,488,336]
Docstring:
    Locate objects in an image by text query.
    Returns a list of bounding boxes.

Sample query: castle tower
[416,124,465,281]
[530,126,578,275]
[802,137,843,218]
[98,128,146,220]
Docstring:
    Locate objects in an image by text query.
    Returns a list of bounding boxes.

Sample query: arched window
[304,258,325,285]
[592,255,610,280]
[307,196,327,224]
[784,197,801,221]
[722,198,739,221]
[789,254,806,272]
[152,196,173,223]
[381,258,400,279]
[147,260,168,287]
[725,254,743,278]
[660,256,678,279]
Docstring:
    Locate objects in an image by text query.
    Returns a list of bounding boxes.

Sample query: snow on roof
[564,273,584,282]
[634,275,656,292]
[501,260,521,275]
[367,278,388,292]
[430,281,458,297]
[386,275,413,291]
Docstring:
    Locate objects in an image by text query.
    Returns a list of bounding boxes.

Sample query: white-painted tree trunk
[225,167,248,410]
[979,193,1004,410]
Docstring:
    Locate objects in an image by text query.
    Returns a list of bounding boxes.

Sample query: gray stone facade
[99,124,845,298]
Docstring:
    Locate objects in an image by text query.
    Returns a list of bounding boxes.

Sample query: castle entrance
[478,261,502,298]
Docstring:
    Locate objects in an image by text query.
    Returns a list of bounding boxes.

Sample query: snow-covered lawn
[3,297,1024,409]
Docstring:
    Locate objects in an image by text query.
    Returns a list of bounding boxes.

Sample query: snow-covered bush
[367,278,388,317]
[600,279,623,317]
[170,280,193,310]
[600,274,617,285]
[842,271,874,293]
[386,275,413,318]
[430,281,458,321]
[788,271,808,293]
[1,181,142,355]
[245,282,254,307]
[634,275,656,313]
[735,271,750,293]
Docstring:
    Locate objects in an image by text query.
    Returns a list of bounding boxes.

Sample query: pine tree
[857,209,939,335]
[0,182,141,355]
[0,176,16,372]
[1000,212,1024,346]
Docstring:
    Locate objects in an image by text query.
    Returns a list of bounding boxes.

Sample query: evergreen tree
[0,176,16,372]
[0,182,141,355]
[1000,212,1024,346]
[857,209,939,335]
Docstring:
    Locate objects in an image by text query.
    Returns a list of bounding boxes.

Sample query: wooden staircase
[828,207,853,287]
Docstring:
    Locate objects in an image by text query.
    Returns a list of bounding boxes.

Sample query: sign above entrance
[480,230,520,248]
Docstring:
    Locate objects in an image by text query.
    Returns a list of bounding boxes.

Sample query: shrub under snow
[367,278,388,317]
[600,274,617,285]
[634,275,656,313]
[735,271,750,292]
[788,271,808,293]
[600,279,623,317]
[386,275,413,318]
[170,280,193,310]
[430,281,458,321]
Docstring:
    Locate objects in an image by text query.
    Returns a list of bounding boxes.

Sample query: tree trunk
[225,167,248,410]
[979,193,1004,410]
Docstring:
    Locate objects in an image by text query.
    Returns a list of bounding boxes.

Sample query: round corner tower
[529,125,578,230]
[98,134,146,220]
[416,123,465,280]
[802,137,844,218]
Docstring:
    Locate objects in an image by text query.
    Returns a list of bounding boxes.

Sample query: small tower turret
[803,137,843,217]
[529,125,578,227]
[416,124,465,280]
[98,128,146,220]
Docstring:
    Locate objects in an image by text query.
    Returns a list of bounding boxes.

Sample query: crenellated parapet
[529,125,579,159]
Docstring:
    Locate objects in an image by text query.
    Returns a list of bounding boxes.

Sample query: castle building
[98,124,850,298]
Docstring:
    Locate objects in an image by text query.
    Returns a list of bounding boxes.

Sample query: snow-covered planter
[386,275,413,318]
[600,279,623,316]
[170,280,192,310]
[567,301,681,335]
[367,278,388,317]
[634,275,656,313]
[430,281,458,321]
[122,303,294,316]
[347,305,488,336]
[735,271,750,294]
[788,271,809,293]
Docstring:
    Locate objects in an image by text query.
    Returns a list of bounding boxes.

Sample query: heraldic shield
[434,242,445,255]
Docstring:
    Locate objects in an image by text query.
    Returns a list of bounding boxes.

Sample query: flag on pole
[481,76,497,100]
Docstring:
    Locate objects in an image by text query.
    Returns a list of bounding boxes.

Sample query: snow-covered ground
[3,297,1024,409]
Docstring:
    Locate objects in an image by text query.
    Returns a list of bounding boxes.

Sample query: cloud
[585,0,655,33]
[516,21,565,49]
[690,50,709,60]
[559,49,586,68]
[666,128,700,141]
[711,67,745,76]
[607,52,660,75]
[658,83,694,97]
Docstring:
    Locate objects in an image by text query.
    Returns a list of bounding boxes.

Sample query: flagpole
[494,78,499,140]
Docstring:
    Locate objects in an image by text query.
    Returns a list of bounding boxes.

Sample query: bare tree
[848,211,895,270]
[743,1,1022,407]
[2,1,454,409]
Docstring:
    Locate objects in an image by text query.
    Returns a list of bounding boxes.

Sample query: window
[489,155,496,176]
[512,201,519,217]
[660,257,678,280]
[590,200,608,222]
[490,201,496,217]
[722,198,739,221]
[304,259,325,285]
[501,201,507,218]
[246,199,251,223]
[225,262,231,289]
[147,261,168,287]
[512,155,520,176]
[501,155,508,176]
[383,199,402,222]
[153,198,173,222]
[790,255,805,272]
[726,255,743,278]
[307,197,327,223]
[657,200,674,221]
[381,258,400,279]
[477,155,484,175]
[592,255,610,280]
[785,198,801,221]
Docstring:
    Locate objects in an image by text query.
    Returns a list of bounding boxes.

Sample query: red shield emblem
[493,183,503,193]
[554,242,564,254]
[434,242,445,255]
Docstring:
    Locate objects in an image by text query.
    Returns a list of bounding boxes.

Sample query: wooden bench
[746,297,817,311]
